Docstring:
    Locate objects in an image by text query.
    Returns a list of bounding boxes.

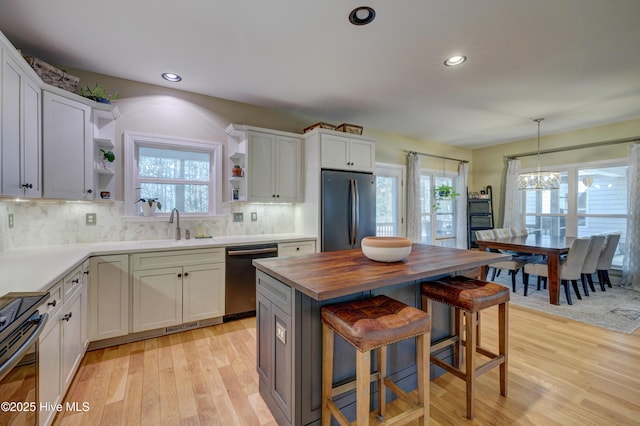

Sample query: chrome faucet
[169,208,181,240]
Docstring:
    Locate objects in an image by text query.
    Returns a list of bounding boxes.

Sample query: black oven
[0,292,49,426]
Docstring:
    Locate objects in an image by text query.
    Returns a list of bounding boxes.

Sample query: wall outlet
[251,212,258,222]
[233,212,243,222]
[86,213,97,226]
[8,213,14,228]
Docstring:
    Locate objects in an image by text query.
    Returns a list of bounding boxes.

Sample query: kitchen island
[253,243,509,425]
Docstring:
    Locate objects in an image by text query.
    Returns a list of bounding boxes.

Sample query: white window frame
[520,157,627,237]
[421,167,459,246]
[124,131,223,217]
[375,162,406,237]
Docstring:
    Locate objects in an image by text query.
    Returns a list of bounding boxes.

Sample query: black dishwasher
[225,243,278,321]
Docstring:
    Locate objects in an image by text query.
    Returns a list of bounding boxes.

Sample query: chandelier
[517,118,560,190]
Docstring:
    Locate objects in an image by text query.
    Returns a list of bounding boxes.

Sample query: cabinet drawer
[257,270,293,315]
[63,266,82,301]
[132,248,224,270]
[278,241,316,257]
[40,280,63,330]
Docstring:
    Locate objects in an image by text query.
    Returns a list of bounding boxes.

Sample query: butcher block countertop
[253,243,510,301]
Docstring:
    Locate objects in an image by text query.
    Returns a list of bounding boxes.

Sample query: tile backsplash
[0,200,296,251]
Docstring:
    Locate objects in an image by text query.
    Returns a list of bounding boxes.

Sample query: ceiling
[1,0,639,148]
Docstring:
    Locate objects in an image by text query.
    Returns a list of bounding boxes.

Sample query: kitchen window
[124,132,223,216]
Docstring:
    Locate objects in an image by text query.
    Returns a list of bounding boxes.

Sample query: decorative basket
[335,123,363,135]
[303,122,336,133]
[22,55,79,93]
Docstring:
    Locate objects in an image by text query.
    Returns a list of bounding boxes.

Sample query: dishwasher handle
[227,247,278,256]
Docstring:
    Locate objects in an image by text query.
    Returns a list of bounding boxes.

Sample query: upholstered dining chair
[523,237,592,305]
[596,232,621,290]
[510,228,529,237]
[580,235,606,295]
[475,229,526,292]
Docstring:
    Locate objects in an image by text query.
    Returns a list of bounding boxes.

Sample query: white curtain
[502,159,523,230]
[455,162,469,248]
[622,144,640,287]
[406,152,422,243]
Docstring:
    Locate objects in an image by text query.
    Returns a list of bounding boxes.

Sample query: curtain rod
[404,150,469,164]
[505,135,640,160]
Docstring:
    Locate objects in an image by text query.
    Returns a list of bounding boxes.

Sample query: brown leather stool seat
[421,275,510,420]
[322,295,431,425]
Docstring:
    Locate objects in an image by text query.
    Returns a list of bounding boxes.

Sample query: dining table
[476,234,574,305]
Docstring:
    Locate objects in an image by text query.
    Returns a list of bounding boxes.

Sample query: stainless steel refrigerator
[321,169,376,251]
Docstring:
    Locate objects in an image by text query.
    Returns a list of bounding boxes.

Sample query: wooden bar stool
[421,275,509,420]
[321,295,431,425]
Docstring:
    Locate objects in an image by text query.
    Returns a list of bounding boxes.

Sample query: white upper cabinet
[1,46,42,197]
[319,132,375,173]
[42,90,94,200]
[247,131,302,202]
[227,124,303,203]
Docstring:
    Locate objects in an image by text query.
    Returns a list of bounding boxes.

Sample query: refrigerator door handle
[354,178,360,245]
[350,179,357,246]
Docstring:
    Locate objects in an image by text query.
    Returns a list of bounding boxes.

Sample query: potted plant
[433,184,460,210]
[100,149,115,169]
[136,198,162,217]
[79,83,118,104]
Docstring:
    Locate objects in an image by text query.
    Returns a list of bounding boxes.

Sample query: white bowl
[361,237,412,262]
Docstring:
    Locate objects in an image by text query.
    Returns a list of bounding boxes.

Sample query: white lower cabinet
[89,254,130,341]
[132,266,184,332]
[38,302,61,426]
[61,289,83,390]
[278,241,317,257]
[131,249,225,333]
[38,268,87,426]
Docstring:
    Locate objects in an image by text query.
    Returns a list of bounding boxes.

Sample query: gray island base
[253,244,508,425]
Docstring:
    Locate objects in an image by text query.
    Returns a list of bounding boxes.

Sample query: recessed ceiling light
[162,73,182,82]
[349,6,376,26]
[444,55,467,67]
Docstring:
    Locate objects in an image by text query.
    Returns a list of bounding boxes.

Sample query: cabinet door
[247,131,276,202]
[61,290,83,390]
[1,51,41,197]
[42,91,93,200]
[274,136,302,202]
[349,139,376,173]
[22,78,42,197]
[38,310,61,426]
[271,303,293,423]
[183,262,225,322]
[320,134,350,170]
[132,266,183,332]
[89,255,129,341]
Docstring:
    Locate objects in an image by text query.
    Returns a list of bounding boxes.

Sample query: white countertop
[0,233,315,295]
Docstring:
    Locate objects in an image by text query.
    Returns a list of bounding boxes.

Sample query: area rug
[491,275,640,334]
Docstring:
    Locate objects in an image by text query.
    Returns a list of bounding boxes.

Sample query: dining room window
[523,161,627,268]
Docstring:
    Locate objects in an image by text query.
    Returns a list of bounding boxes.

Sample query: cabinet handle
[272,194,276,198]
[62,312,72,321]
[177,273,182,278]
[87,189,93,194]
[296,247,300,251]
[72,278,79,284]
[47,299,57,307]
[276,194,280,198]
[22,183,33,189]
[83,270,89,275]
[184,272,189,277]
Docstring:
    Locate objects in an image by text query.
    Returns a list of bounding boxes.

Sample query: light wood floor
[55,306,640,425]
